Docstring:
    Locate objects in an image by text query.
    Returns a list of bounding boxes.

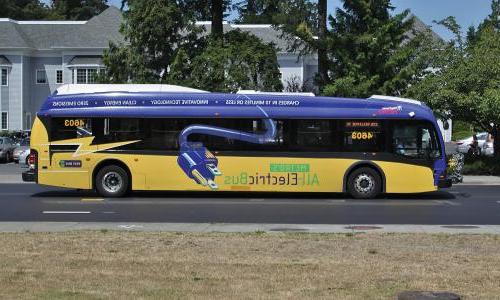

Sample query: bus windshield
[392,122,441,159]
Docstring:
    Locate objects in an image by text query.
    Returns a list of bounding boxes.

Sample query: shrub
[462,156,500,176]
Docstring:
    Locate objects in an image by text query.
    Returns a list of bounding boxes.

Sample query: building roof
[200,23,294,52]
[0,7,442,52]
[0,55,12,66]
[407,15,443,44]
[67,56,104,67]
[0,6,124,50]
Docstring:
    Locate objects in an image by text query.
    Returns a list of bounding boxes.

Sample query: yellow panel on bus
[38,152,436,193]
[31,117,437,194]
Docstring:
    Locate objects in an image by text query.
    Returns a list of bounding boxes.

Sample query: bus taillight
[28,150,37,168]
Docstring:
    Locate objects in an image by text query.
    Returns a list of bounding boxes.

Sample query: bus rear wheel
[95,165,129,197]
[347,167,381,199]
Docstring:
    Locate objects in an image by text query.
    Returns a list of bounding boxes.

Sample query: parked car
[456,132,488,155]
[0,137,16,163]
[481,134,495,157]
[13,138,30,164]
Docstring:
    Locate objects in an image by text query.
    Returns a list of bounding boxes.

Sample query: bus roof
[55,84,209,95]
[39,86,435,121]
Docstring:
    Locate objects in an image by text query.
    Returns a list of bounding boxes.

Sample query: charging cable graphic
[177,107,276,189]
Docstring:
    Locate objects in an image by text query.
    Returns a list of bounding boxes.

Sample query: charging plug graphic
[177,107,276,190]
[177,142,222,190]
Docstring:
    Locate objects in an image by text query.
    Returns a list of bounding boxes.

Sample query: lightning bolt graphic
[49,137,141,157]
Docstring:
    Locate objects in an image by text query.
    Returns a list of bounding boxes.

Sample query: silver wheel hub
[354,174,375,194]
[102,171,123,193]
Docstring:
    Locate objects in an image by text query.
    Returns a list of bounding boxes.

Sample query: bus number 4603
[351,131,374,140]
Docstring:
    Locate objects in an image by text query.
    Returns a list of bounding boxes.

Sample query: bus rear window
[51,118,92,141]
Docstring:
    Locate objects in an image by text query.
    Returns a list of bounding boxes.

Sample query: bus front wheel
[95,165,129,198]
[347,167,381,199]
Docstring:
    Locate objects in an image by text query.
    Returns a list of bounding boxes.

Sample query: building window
[1,68,7,86]
[88,69,97,83]
[36,69,47,84]
[56,70,63,84]
[73,68,103,84]
[1,112,7,130]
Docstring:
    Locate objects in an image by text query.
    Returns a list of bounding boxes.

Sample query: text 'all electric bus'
[23,84,451,198]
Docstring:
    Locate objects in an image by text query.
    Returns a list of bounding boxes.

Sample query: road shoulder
[2,222,500,234]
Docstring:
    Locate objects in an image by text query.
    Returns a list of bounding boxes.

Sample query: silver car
[481,135,495,157]
[0,137,16,163]
[456,132,488,155]
[13,138,30,164]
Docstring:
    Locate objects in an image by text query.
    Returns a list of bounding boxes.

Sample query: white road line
[42,211,91,214]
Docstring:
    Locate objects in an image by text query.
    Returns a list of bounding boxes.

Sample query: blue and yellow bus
[23,84,451,198]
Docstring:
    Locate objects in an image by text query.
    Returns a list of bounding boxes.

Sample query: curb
[1,222,500,234]
[460,176,500,186]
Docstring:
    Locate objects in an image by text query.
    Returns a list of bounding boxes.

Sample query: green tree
[406,13,500,156]
[234,0,320,91]
[101,0,203,83]
[234,0,317,28]
[211,0,224,39]
[0,0,52,19]
[182,0,231,21]
[102,0,282,93]
[322,0,433,98]
[233,0,277,24]
[189,30,283,92]
[51,0,108,20]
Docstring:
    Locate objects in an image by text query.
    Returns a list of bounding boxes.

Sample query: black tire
[95,165,129,198]
[347,167,382,199]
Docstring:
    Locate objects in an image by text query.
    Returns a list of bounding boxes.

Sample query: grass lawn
[1,231,499,299]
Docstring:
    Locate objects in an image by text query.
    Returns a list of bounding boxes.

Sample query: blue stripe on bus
[38,92,434,120]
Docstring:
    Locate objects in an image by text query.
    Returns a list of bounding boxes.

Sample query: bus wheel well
[343,162,386,193]
[92,159,132,191]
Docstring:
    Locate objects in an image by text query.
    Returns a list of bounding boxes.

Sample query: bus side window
[289,119,334,151]
[105,118,141,141]
[149,118,185,150]
[341,120,384,152]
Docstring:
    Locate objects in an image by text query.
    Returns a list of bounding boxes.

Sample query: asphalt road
[0,181,499,224]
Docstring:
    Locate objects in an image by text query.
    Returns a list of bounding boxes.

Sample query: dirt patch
[0,231,499,299]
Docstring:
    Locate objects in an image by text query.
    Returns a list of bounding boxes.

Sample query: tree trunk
[493,126,500,159]
[318,0,328,92]
[247,0,257,19]
[211,0,224,40]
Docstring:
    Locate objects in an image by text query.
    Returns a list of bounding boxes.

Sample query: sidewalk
[1,222,500,234]
[461,175,500,185]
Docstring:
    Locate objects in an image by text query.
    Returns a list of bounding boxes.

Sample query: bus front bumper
[22,170,36,182]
